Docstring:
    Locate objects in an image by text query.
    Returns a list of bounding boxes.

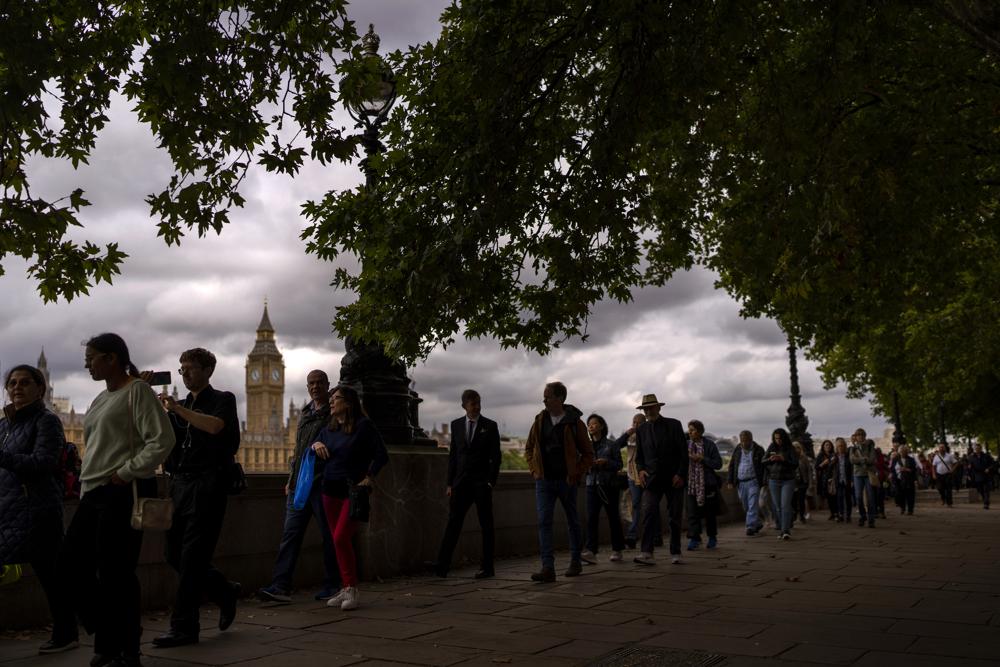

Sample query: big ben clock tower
[245,302,285,434]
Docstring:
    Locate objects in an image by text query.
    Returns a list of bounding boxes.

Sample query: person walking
[633,394,688,565]
[311,385,389,611]
[63,333,175,667]
[968,443,995,510]
[931,442,957,507]
[849,431,877,528]
[619,414,651,550]
[833,438,853,522]
[727,430,765,536]
[873,447,889,519]
[893,445,918,515]
[524,381,593,582]
[792,441,811,524]
[581,414,626,563]
[257,370,341,603]
[685,420,722,550]
[815,440,837,520]
[431,389,502,578]
[0,365,77,655]
[765,428,798,540]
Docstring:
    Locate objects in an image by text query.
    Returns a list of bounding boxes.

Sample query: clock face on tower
[271,368,280,381]
[250,369,260,381]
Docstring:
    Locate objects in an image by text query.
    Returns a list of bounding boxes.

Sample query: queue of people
[3,356,999,666]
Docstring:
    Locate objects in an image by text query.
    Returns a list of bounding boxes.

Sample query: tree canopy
[4,1,1000,442]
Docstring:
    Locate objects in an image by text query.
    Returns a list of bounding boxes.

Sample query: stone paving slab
[2,499,999,665]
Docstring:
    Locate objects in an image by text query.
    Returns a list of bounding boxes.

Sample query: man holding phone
[150,348,242,649]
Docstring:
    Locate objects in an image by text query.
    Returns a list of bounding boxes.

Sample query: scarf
[689,439,705,506]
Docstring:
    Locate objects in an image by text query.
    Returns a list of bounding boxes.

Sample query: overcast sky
[0,1,890,441]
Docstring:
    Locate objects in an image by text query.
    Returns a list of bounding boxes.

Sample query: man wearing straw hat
[633,393,688,565]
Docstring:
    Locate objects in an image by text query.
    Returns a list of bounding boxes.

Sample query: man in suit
[633,393,688,566]
[431,389,502,579]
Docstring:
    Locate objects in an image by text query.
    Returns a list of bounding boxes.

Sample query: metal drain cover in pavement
[586,646,727,667]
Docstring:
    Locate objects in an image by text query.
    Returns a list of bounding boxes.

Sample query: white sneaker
[609,551,623,562]
[325,588,349,607]
[671,555,682,565]
[340,586,360,611]
[580,549,597,564]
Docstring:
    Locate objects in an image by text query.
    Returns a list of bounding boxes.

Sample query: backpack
[59,442,82,500]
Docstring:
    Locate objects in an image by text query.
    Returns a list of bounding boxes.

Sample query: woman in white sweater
[61,333,174,667]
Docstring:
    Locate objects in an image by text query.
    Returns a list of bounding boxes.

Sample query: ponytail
[85,333,138,376]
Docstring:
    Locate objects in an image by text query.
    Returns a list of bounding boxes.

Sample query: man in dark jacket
[431,389,502,579]
[969,443,996,510]
[256,370,340,603]
[524,381,594,582]
[727,430,766,536]
[633,394,688,565]
[153,348,241,648]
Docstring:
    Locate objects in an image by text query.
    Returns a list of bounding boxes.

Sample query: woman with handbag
[685,420,723,550]
[580,414,626,563]
[62,333,174,667]
[311,385,388,612]
[815,439,837,520]
[0,365,77,654]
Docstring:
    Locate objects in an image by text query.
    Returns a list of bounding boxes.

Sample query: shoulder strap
[127,380,139,508]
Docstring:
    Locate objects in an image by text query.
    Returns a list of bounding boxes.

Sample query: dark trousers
[937,473,953,505]
[639,482,684,555]
[61,481,151,657]
[836,482,853,519]
[585,484,625,552]
[270,483,340,592]
[976,481,991,507]
[165,472,231,634]
[792,485,808,520]
[874,483,886,515]
[28,517,77,643]
[436,482,495,571]
[686,492,718,539]
[899,484,915,513]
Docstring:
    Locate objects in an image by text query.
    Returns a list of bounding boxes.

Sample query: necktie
[468,420,475,443]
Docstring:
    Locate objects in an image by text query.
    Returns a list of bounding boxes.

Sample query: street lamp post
[891,389,906,445]
[338,24,430,447]
[785,337,814,457]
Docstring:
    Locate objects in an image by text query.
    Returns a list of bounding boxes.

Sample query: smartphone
[148,371,171,386]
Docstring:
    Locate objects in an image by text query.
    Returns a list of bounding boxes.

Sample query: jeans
[165,472,231,634]
[269,483,340,593]
[627,479,657,541]
[899,484,915,513]
[585,484,624,552]
[836,482,853,519]
[436,482,495,571]
[737,480,760,529]
[853,475,875,524]
[874,482,886,516]
[639,482,684,555]
[60,480,153,658]
[768,478,795,534]
[976,481,991,508]
[534,479,582,569]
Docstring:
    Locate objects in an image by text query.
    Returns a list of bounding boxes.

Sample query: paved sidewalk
[2,496,998,666]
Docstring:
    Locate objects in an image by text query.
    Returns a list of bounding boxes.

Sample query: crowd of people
[1,346,998,667]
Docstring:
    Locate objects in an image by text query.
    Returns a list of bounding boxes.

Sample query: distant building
[237,303,299,473]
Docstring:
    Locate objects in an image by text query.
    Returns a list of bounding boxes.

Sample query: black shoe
[219,582,241,631]
[564,561,583,577]
[424,560,448,578]
[109,654,142,667]
[152,630,199,648]
[858,518,865,527]
[38,638,79,654]
[474,569,495,579]
[91,654,116,667]
[530,567,555,583]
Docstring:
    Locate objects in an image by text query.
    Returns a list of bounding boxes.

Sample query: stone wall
[0,448,749,629]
